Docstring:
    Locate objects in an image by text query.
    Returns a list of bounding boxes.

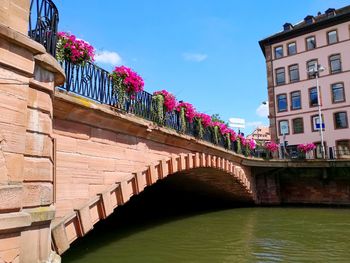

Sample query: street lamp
[307,63,326,159]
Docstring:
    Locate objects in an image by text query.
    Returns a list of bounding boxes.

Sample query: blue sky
[55,0,348,134]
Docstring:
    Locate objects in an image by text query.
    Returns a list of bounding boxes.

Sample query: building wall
[266,21,350,152]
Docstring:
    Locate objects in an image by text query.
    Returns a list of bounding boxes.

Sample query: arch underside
[52,153,254,255]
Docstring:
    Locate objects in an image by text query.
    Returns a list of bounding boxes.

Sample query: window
[291,91,301,110]
[274,46,283,59]
[309,87,318,107]
[277,94,287,112]
[306,36,316,50]
[279,120,289,135]
[336,140,350,158]
[334,112,348,129]
[307,60,318,78]
[329,54,342,73]
[331,83,345,103]
[288,42,297,55]
[292,118,304,134]
[275,68,285,85]
[289,64,299,82]
[327,30,338,44]
[311,115,325,131]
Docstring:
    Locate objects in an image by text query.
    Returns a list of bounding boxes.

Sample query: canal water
[63,179,350,262]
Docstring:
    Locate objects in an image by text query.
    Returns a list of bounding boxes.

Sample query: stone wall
[255,167,350,205]
[0,1,64,261]
[53,117,191,218]
[279,168,350,205]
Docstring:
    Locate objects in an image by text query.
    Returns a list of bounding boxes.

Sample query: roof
[259,5,350,56]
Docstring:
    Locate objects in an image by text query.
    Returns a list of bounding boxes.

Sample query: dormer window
[325,8,336,17]
[283,23,293,31]
[304,15,315,25]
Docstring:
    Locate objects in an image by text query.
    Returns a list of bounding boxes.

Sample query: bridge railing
[58,60,241,154]
[28,0,59,57]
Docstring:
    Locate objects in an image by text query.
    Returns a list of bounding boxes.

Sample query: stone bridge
[0,1,350,262]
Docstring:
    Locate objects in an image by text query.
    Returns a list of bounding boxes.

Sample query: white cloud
[245,121,263,127]
[182,53,208,62]
[95,50,122,66]
[256,102,269,117]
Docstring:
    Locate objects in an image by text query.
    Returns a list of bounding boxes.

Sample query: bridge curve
[52,152,254,254]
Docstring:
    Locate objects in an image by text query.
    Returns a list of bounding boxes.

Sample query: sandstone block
[0,90,27,127]
[54,135,77,153]
[25,133,52,158]
[24,157,53,182]
[26,108,52,135]
[52,222,70,255]
[0,38,33,74]
[0,212,30,231]
[27,87,52,115]
[3,152,23,182]
[22,182,53,207]
[0,122,26,154]
[0,185,23,211]
[54,119,90,140]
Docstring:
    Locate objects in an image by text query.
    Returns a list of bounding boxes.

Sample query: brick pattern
[53,118,192,217]
[52,151,254,255]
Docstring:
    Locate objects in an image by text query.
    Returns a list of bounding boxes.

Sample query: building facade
[246,126,271,145]
[259,6,350,158]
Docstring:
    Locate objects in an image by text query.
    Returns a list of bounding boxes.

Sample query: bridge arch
[52,152,255,255]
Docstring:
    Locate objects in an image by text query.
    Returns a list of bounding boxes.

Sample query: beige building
[246,126,271,144]
[259,6,350,158]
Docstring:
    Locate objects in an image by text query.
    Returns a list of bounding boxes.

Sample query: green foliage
[179,107,186,133]
[212,126,219,144]
[225,133,231,149]
[195,117,204,139]
[152,94,165,125]
[237,137,242,154]
[111,76,127,106]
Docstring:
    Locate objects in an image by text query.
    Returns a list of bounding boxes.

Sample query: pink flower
[237,134,246,145]
[153,90,177,112]
[248,139,256,150]
[265,141,279,152]
[176,102,196,123]
[111,66,144,95]
[57,32,95,64]
[297,143,316,153]
[194,113,212,128]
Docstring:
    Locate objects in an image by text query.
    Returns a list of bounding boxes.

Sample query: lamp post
[308,63,326,159]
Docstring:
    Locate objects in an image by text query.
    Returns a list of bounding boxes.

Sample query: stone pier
[0,1,64,262]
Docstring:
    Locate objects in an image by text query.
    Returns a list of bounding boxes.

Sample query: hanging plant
[152,93,165,124]
[297,143,316,159]
[151,90,176,125]
[56,32,95,65]
[225,133,231,149]
[175,102,195,133]
[110,66,144,107]
[265,141,279,160]
[194,113,211,139]
[237,134,244,154]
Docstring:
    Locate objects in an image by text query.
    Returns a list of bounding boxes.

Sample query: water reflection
[63,177,350,262]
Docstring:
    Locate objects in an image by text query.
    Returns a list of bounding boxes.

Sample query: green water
[63,207,350,262]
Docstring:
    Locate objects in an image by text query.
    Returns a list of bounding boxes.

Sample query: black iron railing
[59,60,236,153]
[28,0,59,57]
